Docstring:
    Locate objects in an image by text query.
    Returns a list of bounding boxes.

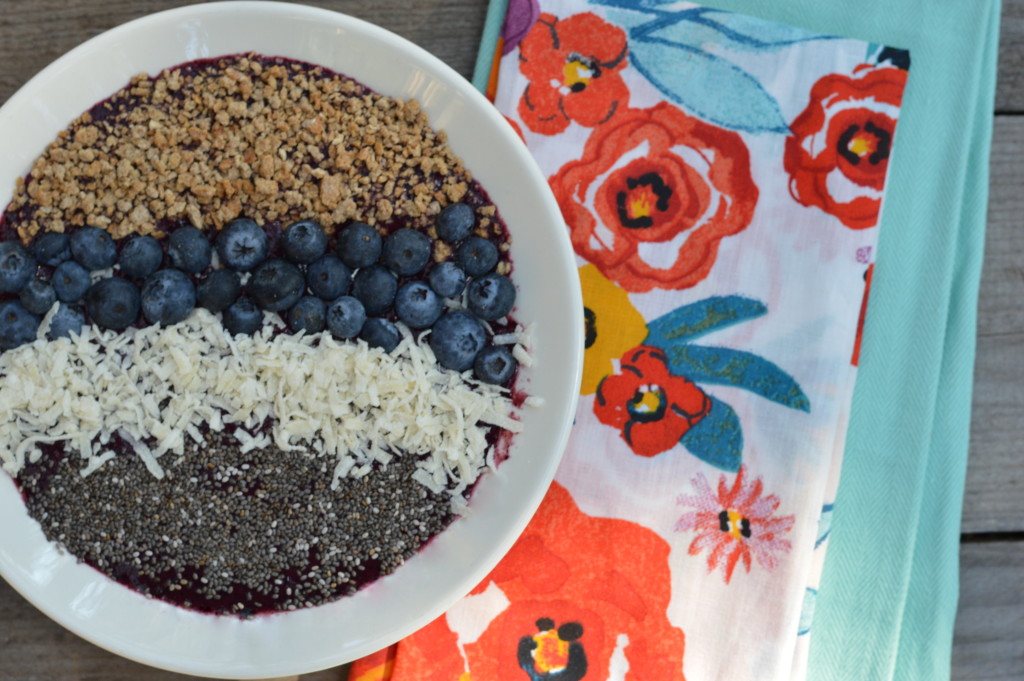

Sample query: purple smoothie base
[1,53,524,617]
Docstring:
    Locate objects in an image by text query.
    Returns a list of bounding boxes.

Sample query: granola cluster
[7,55,498,242]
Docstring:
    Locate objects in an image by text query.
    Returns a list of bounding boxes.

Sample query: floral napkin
[350,2,910,680]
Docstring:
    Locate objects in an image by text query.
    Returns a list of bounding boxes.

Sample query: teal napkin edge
[471,2,999,679]
[471,0,509,92]
[887,6,999,679]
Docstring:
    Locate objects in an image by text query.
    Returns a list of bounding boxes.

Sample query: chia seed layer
[17,427,454,617]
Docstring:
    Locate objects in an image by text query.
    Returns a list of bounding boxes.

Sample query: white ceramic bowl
[0,3,582,677]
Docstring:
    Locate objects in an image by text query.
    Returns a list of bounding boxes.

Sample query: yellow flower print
[579,264,647,394]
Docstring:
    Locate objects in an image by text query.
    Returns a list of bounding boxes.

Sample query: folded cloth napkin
[349,0,996,679]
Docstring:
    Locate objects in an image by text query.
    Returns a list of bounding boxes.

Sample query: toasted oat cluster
[7,54,498,241]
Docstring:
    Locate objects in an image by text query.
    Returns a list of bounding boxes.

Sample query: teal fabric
[471,0,509,92]
[472,1,1000,680]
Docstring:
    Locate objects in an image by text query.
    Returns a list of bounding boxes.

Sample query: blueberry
[306,254,351,300]
[282,219,328,264]
[474,345,518,385]
[70,226,117,271]
[19,279,56,315]
[118,235,163,279]
[360,317,401,353]
[141,269,196,325]
[167,225,212,274]
[394,281,442,329]
[287,296,327,334]
[0,241,36,293]
[51,261,91,303]
[436,203,475,243]
[382,228,431,276]
[0,300,40,350]
[325,296,367,339]
[336,222,382,269]
[197,269,241,313]
[467,273,516,321]
[216,218,268,272]
[223,297,263,335]
[32,232,71,267]
[428,261,466,298]
[351,264,397,316]
[47,303,85,340]
[85,277,140,331]
[429,310,486,371]
[247,259,305,312]
[455,236,499,276]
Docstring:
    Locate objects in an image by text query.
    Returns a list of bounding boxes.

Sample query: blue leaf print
[798,588,817,636]
[815,503,834,549]
[628,36,789,134]
[645,295,767,345]
[650,343,811,412]
[602,7,663,32]
[653,8,834,53]
[680,395,742,471]
[591,0,681,11]
[592,2,834,50]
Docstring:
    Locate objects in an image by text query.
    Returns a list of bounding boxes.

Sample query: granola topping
[6,54,484,241]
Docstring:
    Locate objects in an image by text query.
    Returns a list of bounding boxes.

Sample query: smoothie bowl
[0,2,582,677]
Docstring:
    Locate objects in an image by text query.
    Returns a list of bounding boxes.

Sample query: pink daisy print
[676,466,795,584]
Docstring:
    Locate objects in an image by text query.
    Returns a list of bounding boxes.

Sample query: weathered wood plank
[0,580,350,680]
[952,541,1024,681]
[977,117,1024,338]
[997,0,1024,111]
[962,116,1024,534]
[0,0,487,105]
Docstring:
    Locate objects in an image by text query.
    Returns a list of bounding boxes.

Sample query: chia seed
[16,426,455,618]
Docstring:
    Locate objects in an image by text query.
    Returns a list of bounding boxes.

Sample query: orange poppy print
[517,12,629,135]
[362,482,687,681]
[785,64,908,229]
[550,103,758,292]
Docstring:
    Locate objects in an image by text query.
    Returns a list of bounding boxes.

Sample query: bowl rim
[0,2,583,677]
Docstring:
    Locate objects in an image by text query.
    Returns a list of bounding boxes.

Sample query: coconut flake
[0,309,530,503]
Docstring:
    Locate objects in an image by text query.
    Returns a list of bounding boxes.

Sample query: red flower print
[676,466,795,584]
[851,263,874,366]
[517,13,629,135]
[505,115,526,144]
[550,103,759,293]
[595,346,711,457]
[353,483,687,681]
[785,64,908,230]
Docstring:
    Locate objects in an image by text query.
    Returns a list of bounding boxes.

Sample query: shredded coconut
[0,309,522,503]
[512,343,533,368]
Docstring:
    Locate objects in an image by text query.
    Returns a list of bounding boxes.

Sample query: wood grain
[952,541,1024,681]
[0,0,487,105]
[0,579,348,681]
[997,0,1024,112]
[961,116,1024,534]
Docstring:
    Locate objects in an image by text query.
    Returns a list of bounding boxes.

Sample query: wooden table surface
[0,1,1019,680]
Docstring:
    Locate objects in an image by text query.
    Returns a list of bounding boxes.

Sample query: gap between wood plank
[960,531,1024,544]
